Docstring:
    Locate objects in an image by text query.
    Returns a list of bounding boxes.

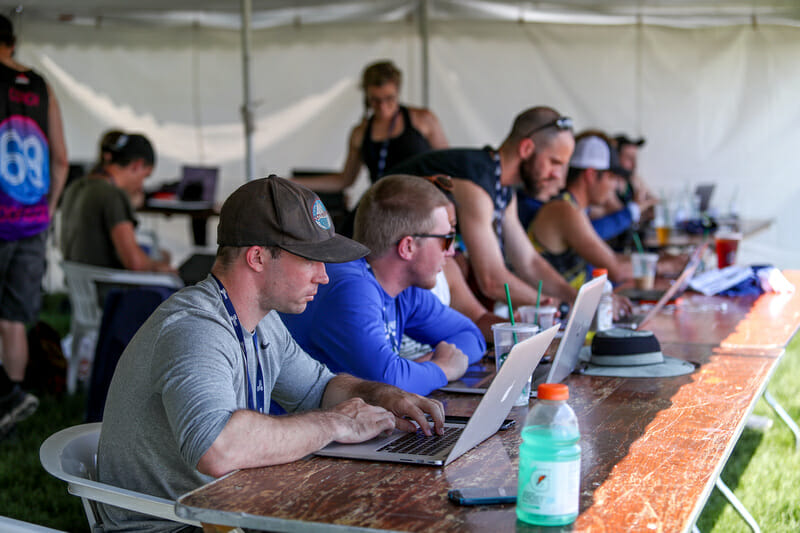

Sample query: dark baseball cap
[614,134,646,148]
[217,175,369,263]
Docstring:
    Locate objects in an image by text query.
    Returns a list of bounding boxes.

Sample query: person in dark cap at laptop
[586,134,659,247]
[613,134,658,216]
[97,175,445,532]
[281,175,486,396]
[60,130,175,272]
[528,131,679,294]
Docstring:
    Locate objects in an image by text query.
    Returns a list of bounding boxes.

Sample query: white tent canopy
[6,1,800,268]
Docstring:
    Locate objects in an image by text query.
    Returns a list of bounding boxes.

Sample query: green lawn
[1,295,798,532]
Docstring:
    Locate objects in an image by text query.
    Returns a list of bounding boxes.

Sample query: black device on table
[448,486,517,506]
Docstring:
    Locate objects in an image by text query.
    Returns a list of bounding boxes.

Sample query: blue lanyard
[366,263,399,353]
[489,149,510,254]
[376,109,401,179]
[211,274,265,413]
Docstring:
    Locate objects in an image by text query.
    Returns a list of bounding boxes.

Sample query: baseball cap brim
[279,234,369,263]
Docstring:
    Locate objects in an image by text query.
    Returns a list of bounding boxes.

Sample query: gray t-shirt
[60,176,136,269]
[97,276,335,532]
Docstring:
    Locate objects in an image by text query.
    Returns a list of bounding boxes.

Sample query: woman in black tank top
[292,60,448,193]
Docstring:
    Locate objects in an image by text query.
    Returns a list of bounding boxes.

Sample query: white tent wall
[13,15,800,280]
[428,20,800,268]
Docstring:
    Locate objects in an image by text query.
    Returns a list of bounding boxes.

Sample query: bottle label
[518,458,580,516]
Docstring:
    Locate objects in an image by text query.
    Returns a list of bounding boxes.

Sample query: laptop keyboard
[378,426,463,456]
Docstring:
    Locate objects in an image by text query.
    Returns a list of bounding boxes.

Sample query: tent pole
[418,0,430,107]
[240,0,255,181]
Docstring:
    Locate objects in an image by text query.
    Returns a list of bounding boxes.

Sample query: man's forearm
[520,254,577,304]
[196,409,344,478]
[321,374,386,409]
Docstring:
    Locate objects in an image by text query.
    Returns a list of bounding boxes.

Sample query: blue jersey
[280,258,485,396]
[0,64,51,240]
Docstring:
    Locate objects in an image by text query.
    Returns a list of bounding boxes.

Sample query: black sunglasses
[423,174,454,192]
[524,116,574,138]
[398,232,456,251]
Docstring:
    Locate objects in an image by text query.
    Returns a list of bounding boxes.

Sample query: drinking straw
[503,283,518,344]
[534,280,543,326]
[632,232,645,254]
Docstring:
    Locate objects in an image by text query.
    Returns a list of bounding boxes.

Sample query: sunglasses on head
[524,116,574,138]
[423,174,454,192]
[397,232,456,252]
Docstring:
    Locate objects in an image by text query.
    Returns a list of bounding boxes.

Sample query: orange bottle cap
[593,268,608,278]
[537,383,569,401]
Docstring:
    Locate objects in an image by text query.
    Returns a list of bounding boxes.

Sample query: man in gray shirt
[97,175,445,532]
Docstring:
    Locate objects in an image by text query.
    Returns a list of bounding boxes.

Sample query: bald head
[507,106,569,147]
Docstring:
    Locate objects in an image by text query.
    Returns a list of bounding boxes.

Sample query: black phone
[448,487,517,506]
[444,415,515,431]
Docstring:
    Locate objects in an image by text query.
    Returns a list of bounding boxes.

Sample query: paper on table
[689,266,753,296]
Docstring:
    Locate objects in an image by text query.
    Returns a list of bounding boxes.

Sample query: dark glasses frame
[397,231,456,251]
[423,174,454,192]
[524,116,574,138]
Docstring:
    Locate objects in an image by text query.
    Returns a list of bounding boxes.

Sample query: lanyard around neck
[365,262,400,353]
[489,149,509,254]
[211,274,265,413]
[376,109,401,179]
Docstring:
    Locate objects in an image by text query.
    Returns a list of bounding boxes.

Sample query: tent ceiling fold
[6,0,800,29]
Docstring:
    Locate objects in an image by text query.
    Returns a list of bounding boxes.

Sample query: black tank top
[0,63,51,240]
[361,105,432,183]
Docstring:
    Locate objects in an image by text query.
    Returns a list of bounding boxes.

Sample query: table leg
[763,390,800,452]
[714,478,761,533]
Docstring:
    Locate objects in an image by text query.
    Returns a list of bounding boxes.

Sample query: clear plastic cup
[631,252,658,290]
[492,322,539,406]
[715,232,742,268]
[518,305,558,328]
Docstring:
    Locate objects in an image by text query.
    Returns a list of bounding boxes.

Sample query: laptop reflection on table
[440,275,606,395]
[314,325,559,466]
[616,241,708,330]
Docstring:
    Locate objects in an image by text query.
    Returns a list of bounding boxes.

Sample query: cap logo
[312,199,331,230]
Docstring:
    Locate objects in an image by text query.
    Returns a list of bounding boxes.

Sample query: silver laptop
[695,183,715,213]
[441,276,606,394]
[543,275,606,384]
[315,325,559,466]
[616,242,708,330]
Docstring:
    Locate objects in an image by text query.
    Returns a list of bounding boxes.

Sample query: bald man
[388,106,577,306]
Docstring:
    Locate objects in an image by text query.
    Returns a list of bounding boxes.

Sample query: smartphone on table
[448,486,517,506]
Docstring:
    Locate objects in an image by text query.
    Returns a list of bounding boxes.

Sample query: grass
[1,294,798,532]
[696,334,800,533]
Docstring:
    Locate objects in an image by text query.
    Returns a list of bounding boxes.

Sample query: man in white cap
[528,131,678,288]
[97,175,445,532]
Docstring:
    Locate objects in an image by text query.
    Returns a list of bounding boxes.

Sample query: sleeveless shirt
[0,63,51,240]
[528,192,588,289]
[361,106,432,183]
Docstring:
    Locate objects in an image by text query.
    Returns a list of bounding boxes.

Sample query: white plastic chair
[61,261,183,394]
[0,516,66,533]
[39,423,202,530]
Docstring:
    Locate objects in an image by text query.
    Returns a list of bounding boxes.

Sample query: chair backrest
[39,423,201,530]
[61,261,183,330]
[0,516,67,533]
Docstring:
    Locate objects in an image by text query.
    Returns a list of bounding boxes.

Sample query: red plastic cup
[715,232,742,269]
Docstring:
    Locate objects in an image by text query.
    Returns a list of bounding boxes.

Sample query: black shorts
[0,232,47,323]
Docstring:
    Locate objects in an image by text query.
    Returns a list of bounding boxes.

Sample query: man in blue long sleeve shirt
[281,176,485,396]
